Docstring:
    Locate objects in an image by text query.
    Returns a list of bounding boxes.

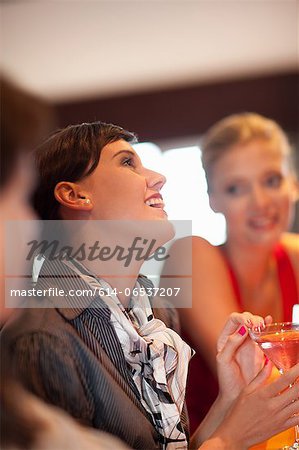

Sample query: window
[134,142,226,245]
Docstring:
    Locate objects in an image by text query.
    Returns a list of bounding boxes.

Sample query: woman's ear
[54,182,93,211]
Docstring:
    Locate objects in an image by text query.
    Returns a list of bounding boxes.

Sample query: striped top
[1,256,189,449]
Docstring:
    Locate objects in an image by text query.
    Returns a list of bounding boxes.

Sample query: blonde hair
[200,113,294,189]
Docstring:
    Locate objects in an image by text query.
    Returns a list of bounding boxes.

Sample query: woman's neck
[223,239,283,319]
[223,240,276,287]
[68,233,144,308]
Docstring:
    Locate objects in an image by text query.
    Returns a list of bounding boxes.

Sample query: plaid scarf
[40,257,192,449]
[98,279,192,449]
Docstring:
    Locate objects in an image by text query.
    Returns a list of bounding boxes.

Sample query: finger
[220,312,249,336]
[217,325,248,360]
[264,315,273,325]
[243,312,267,330]
[277,380,299,410]
[220,312,265,338]
[269,404,299,441]
[266,363,299,397]
[280,399,299,430]
[244,358,273,393]
[284,402,299,429]
[217,311,266,353]
[217,313,248,351]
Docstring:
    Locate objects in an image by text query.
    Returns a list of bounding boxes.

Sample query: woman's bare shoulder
[191,236,225,264]
[167,236,230,282]
[168,236,224,263]
[191,235,214,249]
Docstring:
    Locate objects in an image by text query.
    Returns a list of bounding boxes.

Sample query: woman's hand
[216,312,272,403]
[190,312,297,449]
[206,362,299,449]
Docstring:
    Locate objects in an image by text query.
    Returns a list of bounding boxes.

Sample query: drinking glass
[250,322,299,450]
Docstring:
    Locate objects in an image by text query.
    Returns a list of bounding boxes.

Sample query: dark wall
[55,71,299,232]
[55,71,298,142]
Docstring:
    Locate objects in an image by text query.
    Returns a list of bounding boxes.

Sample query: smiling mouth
[145,197,165,209]
[248,215,278,230]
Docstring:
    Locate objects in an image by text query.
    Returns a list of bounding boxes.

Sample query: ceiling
[1,0,298,102]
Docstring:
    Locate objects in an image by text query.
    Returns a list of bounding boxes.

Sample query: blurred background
[1,0,298,242]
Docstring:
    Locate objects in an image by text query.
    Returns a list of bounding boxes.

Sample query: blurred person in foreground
[0,76,129,450]
[161,113,299,434]
[1,114,299,449]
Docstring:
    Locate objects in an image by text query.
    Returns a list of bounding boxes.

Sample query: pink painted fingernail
[238,326,246,336]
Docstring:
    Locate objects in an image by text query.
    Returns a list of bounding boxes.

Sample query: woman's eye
[265,173,282,188]
[226,184,244,196]
[122,157,134,167]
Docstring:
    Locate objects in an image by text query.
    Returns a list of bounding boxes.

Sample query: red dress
[183,242,298,434]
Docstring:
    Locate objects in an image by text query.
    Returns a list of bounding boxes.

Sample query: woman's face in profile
[80,139,169,222]
[208,138,298,246]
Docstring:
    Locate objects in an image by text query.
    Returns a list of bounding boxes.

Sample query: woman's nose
[250,185,270,209]
[146,169,166,191]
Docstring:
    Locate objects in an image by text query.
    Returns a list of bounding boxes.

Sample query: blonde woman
[163,113,299,433]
